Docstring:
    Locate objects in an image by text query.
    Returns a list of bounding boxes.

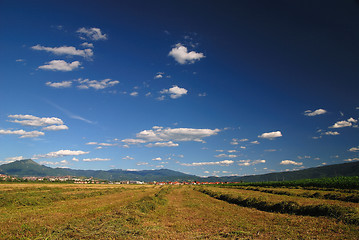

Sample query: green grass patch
[197,187,359,225]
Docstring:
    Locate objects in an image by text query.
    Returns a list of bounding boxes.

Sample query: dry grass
[0,184,358,239]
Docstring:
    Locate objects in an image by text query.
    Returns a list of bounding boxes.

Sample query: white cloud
[251,140,260,144]
[198,93,207,97]
[39,160,69,166]
[330,118,358,129]
[344,158,359,162]
[238,159,266,166]
[88,142,115,147]
[130,91,139,97]
[168,43,205,64]
[42,125,69,131]
[46,81,72,88]
[181,160,234,166]
[8,114,67,131]
[33,150,89,159]
[136,162,149,166]
[215,154,237,158]
[154,72,164,79]
[72,157,79,162]
[32,45,93,58]
[5,156,25,161]
[122,156,134,160]
[83,158,111,162]
[77,27,107,41]
[258,131,282,140]
[152,157,162,161]
[146,141,179,147]
[322,131,340,136]
[280,160,303,166]
[38,60,81,71]
[77,78,119,90]
[349,146,359,152]
[9,114,64,127]
[304,109,327,116]
[123,126,220,145]
[81,42,94,48]
[0,129,44,138]
[160,85,188,99]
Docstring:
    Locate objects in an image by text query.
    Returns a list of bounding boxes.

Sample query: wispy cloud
[181,160,233,166]
[32,45,93,58]
[44,100,94,124]
[33,150,89,159]
[77,27,107,41]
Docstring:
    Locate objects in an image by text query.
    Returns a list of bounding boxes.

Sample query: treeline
[225,176,359,190]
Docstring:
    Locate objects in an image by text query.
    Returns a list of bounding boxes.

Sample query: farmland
[0,183,358,239]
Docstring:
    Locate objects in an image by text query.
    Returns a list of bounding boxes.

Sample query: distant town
[0,174,236,185]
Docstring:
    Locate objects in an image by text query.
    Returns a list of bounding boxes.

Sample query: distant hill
[0,159,200,182]
[0,159,358,182]
[229,161,359,182]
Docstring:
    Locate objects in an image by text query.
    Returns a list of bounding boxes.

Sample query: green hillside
[0,159,358,182]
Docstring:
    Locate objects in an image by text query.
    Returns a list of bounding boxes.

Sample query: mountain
[230,161,359,182]
[0,159,358,182]
[0,159,200,182]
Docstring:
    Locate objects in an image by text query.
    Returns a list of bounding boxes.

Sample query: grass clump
[197,187,359,225]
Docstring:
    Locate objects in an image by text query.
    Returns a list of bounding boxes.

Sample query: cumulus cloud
[168,43,205,64]
[304,109,327,116]
[38,60,81,71]
[146,141,179,147]
[83,158,111,162]
[160,85,188,99]
[122,156,134,160]
[9,114,64,127]
[77,78,119,90]
[0,129,44,138]
[181,160,234,166]
[42,125,69,131]
[33,150,89,159]
[251,141,260,144]
[122,126,220,145]
[258,131,282,140]
[32,45,93,58]
[280,160,303,166]
[330,118,358,128]
[8,114,68,131]
[152,157,162,161]
[46,81,72,88]
[77,27,107,41]
[348,146,359,152]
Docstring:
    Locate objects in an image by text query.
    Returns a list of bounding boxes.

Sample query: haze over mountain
[1,160,358,182]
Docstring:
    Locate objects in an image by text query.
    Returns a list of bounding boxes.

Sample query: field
[0,183,358,239]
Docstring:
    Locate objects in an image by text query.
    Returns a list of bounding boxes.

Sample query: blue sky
[0,0,358,177]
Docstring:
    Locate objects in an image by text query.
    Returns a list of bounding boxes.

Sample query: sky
[0,0,358,177]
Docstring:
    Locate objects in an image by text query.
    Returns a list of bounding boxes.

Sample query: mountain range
[0,159,358,182]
